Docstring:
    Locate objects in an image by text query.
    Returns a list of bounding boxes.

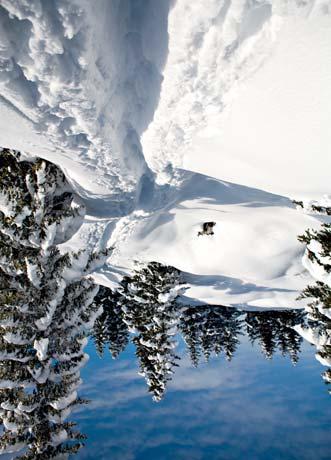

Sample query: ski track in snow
[0,0,330,307]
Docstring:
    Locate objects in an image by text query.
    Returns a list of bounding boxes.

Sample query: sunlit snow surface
[0,0,330,307]
[143,0,331,198]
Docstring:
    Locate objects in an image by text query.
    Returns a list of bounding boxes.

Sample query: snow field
[143,0,331,198]
[108,172,321,307]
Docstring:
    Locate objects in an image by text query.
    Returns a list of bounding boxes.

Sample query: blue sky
[75,336,331,460]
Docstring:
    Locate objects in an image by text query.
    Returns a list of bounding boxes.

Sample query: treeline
[92,266,305,402]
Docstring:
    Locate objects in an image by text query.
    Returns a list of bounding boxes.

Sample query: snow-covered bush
[0,148,85,250]
[0,149,109,458]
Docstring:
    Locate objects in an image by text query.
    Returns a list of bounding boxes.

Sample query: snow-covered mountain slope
[0,0,171,209]
[0,0,330,308]
[142,0,331,198]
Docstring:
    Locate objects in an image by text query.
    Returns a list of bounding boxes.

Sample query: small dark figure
[198,221,216,237]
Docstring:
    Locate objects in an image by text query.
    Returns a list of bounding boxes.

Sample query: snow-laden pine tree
[299,223,331,275]
[245,310,303,363]
[274,311,304,364]
[92,286,129,359]
[200,306,242,362]
[245,311,277,359]
[297,302,331,388]
[180,306,242,364]
[180,306,302,367]
[296,220,331,390]
[119,262,184,401]
[0,149,109,458]
[179,306,204,367]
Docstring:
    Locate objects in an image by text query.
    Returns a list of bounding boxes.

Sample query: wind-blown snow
[0,0,330,308]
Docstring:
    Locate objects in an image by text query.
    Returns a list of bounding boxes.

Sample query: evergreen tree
[200,306,242,362]
[297,305,331,394]
[92,286,129,359]
[0,149,108,458]
[180,306,242,364]
[245,311,277,359]
[179,306,204,367]
[293,200,331,216]
[119,262,184,401]
[298,223,331,273]
[180,305,302,367]
[275,311,304,364]
[245,310,303,363]
[297,218,331,392]
[298,289,331,393]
